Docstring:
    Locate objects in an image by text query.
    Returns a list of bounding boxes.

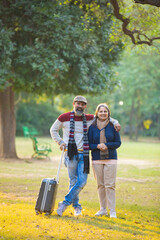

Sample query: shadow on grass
[47,212,160,237]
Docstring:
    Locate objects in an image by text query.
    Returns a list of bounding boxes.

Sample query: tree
[112,51,160,140]
[68,0,160,47]
[0,0,122,158]
[109,0,160,47]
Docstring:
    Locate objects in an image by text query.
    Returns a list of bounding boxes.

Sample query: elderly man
[50,96,120,216]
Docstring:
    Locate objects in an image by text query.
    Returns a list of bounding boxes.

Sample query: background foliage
[16,49,160,139]
[16,99,60,136]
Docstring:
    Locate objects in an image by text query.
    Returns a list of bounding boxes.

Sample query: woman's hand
[97,143,108,151]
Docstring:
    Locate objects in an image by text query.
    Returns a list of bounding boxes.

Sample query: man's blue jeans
[63,153,88,209]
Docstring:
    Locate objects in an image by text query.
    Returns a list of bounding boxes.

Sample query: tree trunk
[135,95,141,141]
[129,97,135,140]
[158,114,160,140]
[0,86,17,158]
[135,120,139,141]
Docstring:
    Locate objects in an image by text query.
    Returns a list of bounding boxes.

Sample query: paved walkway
[118,158,160,168]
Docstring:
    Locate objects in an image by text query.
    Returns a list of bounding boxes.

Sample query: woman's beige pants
[92,163,117,211]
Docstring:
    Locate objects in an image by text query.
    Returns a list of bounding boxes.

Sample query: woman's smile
[97,107,108,121]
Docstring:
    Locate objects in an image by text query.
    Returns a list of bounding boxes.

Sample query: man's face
[73,101,87,116]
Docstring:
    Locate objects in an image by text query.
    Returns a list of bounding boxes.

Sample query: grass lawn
[0,137,160,240]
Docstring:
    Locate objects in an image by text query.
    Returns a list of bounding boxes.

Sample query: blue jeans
[63,153,88,209]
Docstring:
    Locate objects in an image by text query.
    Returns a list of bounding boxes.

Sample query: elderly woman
[88,103,121,218]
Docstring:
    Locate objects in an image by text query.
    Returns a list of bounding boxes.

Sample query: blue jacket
[88,122,121,161]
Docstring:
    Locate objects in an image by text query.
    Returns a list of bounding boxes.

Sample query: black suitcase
[35,149,64,216]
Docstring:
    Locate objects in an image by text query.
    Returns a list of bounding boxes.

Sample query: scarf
[68,111,89,173]
[97,118,109,160]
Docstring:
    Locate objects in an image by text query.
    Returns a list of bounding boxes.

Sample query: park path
[0,156,159,168]
[50,156,160,168]
[0,157,159,183]
[118,158,160,168]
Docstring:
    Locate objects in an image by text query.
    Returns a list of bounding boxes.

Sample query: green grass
[118,140,160,162]
[0,137,160,239]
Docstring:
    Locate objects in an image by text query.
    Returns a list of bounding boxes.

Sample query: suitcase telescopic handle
[56,147,65,183]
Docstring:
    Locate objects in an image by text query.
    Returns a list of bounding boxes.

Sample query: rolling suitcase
[35,148,64,216]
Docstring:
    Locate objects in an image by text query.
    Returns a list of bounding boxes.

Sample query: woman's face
[97,106,108,121]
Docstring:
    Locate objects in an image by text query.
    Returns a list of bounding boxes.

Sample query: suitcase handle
[56,147,64,183]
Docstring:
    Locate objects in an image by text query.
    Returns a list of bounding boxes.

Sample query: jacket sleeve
[50,119,65,145]
[88,126,98,150]
[105,129,121,150]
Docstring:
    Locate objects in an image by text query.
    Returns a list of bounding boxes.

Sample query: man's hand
[60,143,66,151]
[115,123,121,132]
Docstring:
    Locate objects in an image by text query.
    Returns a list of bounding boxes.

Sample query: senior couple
[50,95,121,218]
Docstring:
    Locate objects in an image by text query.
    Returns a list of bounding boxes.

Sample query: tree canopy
[64,0,160,48]
[0,0,122,95]
[110,0,160,47]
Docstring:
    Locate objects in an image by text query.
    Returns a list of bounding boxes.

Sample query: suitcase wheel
[35,210,40,215]
[45,212,50,216]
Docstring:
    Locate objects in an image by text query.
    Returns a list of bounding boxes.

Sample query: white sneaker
[110,210,117,218]
[95,209,107,216]
[57,202,67,216]
[74,208,82,216]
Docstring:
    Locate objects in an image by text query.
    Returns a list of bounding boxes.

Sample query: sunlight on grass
[0,137,160,239]
[0,192,159,240]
